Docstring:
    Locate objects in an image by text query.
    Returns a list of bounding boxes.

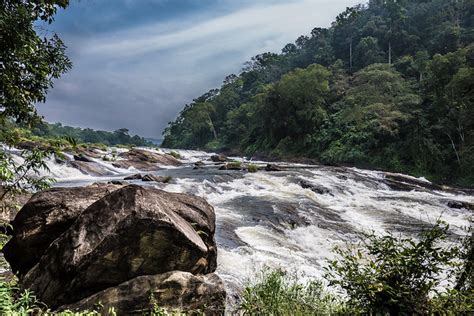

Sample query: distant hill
[30,122,154,147]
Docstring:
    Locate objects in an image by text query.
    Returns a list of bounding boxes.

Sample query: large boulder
[59,271,226,315]
[3,184,122,276]
[114,149,181,171]
[20,185,217,309]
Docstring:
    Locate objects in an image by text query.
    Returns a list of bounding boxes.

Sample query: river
[26,147,473,303]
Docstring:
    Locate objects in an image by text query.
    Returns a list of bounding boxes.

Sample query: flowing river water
[14,147,473,304]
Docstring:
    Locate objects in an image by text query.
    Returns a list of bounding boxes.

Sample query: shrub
[240,269,342,315]
[226,161,242,169]
[247,164,258,173]
[168,151,181,159]
[162,176,173,183]
[325,221,464,315]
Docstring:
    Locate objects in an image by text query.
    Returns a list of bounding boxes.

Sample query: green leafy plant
[247,164,258,173]
[325,220,465,315]
[240,269,342,315]
[168,151,182,159]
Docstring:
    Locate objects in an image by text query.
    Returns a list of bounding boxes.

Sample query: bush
[168,151,181,159]
[240,269,342,315]
[247,164,258,173]
[325,220,468,315]
[226,161,242,170]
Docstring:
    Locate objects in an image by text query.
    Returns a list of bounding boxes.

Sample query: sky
[38,0,362,138]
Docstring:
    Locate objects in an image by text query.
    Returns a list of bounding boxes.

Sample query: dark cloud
[38,0,361,138]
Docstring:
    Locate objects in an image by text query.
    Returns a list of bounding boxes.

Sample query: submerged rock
[384,173,443,192]
[141,174,172,183]
[299,180,332,195]
[210,155,229,163]
[69,160,113,176]
[73,154,94,163]
[265,164,282,172]
[3,184,121,276]
[124,173,143,180]
[447,200,474,210]
[20,185,218,309]
[59,271,226,315]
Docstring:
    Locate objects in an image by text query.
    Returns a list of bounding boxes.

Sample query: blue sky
[38,0,361,138]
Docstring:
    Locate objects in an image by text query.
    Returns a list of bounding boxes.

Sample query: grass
[240,269,344,315]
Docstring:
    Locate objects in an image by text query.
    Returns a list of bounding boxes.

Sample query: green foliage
[240,269,342,315]
[247,164,258,173]
[168,151,181,159]
[325,220,471,315]
[162,176,173,184]
[0,0,72,123]
[162,0,474,187]
[32,122,152,147]
[0,148,55,201]
[0,278,38,315]
[226,161,242,170]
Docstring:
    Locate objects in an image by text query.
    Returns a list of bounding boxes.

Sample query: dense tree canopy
[0,0,72,124]
[163,0,474,186]
[30,122,153,147]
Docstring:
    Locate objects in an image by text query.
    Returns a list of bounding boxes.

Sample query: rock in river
[15,185,221,311]
[113,149,181,171]
[3,184,123,276]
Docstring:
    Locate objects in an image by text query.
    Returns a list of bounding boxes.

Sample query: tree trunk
[446,132,461,165]
[349,39,353,69]
[207,113,218,140]
[388,41,392,65]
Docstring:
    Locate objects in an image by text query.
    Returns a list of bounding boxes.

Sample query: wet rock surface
[3,184,122,275]
[60,271,226,315]
[4,184,224,313]
[299,180,332,195]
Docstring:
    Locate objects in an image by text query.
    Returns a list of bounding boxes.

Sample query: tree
[354,37,385,68]
[0,0,72,124]
[257,64,330,152]
[333,6,361,70]
[1,1,72,219]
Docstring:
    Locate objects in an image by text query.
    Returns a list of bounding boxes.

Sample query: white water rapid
[14,147,474,303]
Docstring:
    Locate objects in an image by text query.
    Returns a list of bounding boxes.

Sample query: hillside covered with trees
[3,121,153,147]
[31,122,153,147]
[162,0,474,187]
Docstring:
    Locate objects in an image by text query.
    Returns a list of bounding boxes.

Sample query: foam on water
[158,160,472,292]
[8,147,472,296]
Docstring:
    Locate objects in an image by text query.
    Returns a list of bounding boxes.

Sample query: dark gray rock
[21,185,217,309]
[210,155,228,163]
[59,271,226,315]
[3,184,121,276]
[265,164,282,172]
[299,180,332,195]
[124,173,143,180]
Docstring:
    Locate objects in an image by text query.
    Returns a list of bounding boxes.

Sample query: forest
[4,121,153,147]
[162,0,474,187]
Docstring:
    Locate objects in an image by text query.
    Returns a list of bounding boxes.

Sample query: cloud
[38,0,362,137]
